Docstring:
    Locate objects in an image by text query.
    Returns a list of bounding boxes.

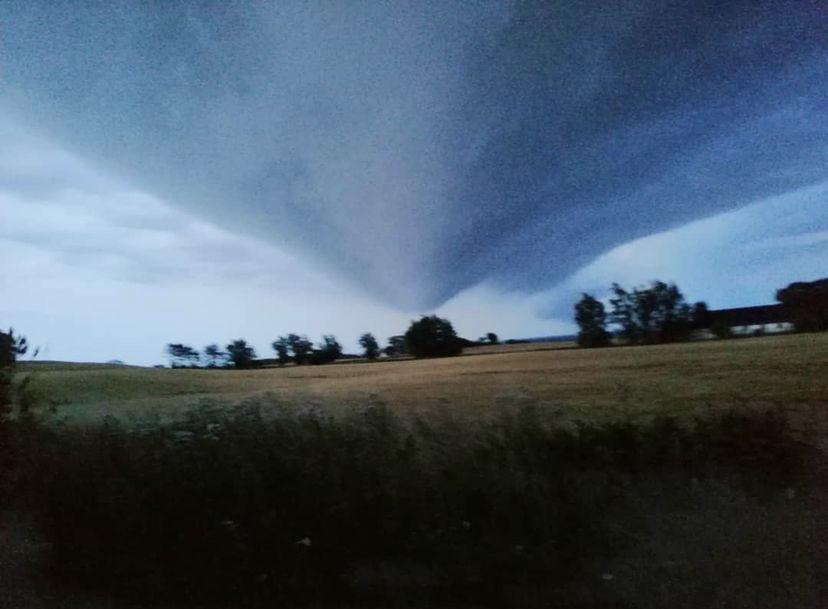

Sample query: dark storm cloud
[1,1,825,308]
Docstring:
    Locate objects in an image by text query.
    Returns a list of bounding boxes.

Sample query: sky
[1,2,826,365]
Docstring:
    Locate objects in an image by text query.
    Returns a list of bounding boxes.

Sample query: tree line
[575,277,828,348]
[165,315,469,369]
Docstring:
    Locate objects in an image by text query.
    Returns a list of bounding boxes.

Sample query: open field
[7,333,828,608]
[21,333,828,431]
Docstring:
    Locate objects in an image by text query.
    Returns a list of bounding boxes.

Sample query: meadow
[23,333,828,432]
[4,333,827,608]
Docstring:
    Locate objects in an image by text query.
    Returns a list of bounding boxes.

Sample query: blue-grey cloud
[2,1,825,308]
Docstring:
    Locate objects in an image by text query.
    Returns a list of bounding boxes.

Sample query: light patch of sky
[535,181,828,319]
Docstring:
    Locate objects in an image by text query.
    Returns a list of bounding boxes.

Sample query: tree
[384,335,407,357]
[404,315,462,358]
[574,294,610,348]
[691,301,712,329]
[286,334,313,365]
[309,335,342,365]
[226,339,256,369]
[272,337,291,366]
[166,343,200,368]
[776,278,828,332]
[359,332,380,360]
[485,332,499,345]
[609,281,693,344]
[0,328,28,417]
[203,344,226,368]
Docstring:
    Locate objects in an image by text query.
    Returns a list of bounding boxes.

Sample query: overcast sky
[1,2,826,365]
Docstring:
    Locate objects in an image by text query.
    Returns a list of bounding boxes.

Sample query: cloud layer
[2,1,826,308]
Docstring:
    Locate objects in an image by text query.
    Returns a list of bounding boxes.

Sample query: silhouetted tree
[166,343,200,368]
[203,344,226,368]
[359,332,380,360]
[286,334,313,365]
[272,337,291,366]
[575,294,610,348]
[776,277,828,332]
[609,284,639,343]
[309,335,342,365]
[226,339,256,369]
[404,315,462,358]
[609,281,693,344]
[486,332,499,345]
[384,335,407,357]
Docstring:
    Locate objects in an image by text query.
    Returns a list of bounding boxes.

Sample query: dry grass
[19,333,828,430]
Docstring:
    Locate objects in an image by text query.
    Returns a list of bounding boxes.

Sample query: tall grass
[16,399,816,608]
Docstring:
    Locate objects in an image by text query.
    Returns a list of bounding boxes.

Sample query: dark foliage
[0,328,32,504]
[287,334,313,365]
[404,315,463,358]
[383,335,407,357]
[574,294,611,348]
[166,343,200,368]
[609,281,697,344]
[226,339,257,369]
[691,301,713,329]
[203,344,227,368]
[309,335,342,365]
[0,328,27,417]
[272,337,291,366]
[22,402,812,608]
[359,333,380,360]
[776,277,828,332]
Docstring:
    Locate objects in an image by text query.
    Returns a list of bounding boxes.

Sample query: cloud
[1,1,825,309]
[536,181,828,319]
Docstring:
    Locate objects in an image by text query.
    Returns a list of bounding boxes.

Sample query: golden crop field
[21,333,828,432]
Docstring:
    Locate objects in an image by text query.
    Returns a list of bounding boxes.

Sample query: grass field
[21,333,828,433]
[7,333,828,608]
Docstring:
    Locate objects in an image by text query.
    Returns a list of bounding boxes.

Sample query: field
[6,332,828,608]
[22,333,828,432]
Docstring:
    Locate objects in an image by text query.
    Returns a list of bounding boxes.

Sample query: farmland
[5,332,828,608]
[22,333,828,432]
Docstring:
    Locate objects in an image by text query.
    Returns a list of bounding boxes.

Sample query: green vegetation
[3,331,826,608]
[21,400,817,608]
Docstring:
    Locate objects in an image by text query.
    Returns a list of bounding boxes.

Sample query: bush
[23,401,812,608]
